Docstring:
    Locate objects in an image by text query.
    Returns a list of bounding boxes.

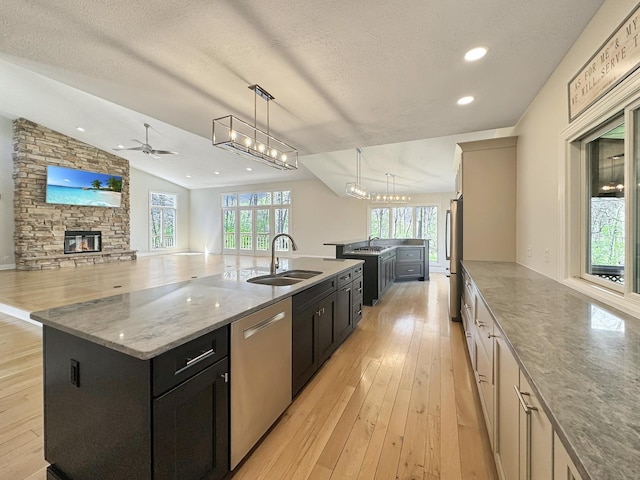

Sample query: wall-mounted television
[46,166,123,208]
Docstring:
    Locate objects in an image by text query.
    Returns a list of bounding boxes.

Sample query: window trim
[367,203,439,263]
[149,191,177,251]
[561,67,640,316]
[221,189,292,256]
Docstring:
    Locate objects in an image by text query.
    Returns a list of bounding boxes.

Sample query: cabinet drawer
[476,299,494,358]
[337,269,353,288]
[352,276,363,297]
[476,338,494,439]
[293,277,337,313]
[397,247,423,261]
[153,326,229,396]
[396,263,423,278]
[352,263,363,280]
[352,296,363,327]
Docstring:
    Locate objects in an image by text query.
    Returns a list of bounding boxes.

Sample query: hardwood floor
[0,255,497,480]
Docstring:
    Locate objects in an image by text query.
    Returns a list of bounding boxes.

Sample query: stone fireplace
[13,119,137,270]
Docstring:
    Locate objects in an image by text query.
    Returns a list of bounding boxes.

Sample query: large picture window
[222,190,291,255]
[369,205,438,262]
[150,192,177,250]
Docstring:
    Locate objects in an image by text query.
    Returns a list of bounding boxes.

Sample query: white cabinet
[554,433,584,480]
[517,372,553,480]
[474,298,494,448]
[494,334,520,480]
[456,137,517,262]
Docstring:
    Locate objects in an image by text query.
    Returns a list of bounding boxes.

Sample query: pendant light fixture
[212,84,298,170]
[345,147,370,199]
[372,173,410,203]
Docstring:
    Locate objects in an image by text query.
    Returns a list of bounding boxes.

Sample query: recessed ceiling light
[76,127,85,132]
[186,175,191,178]
[457,96,475,105]
[464,47,487,62]
[214,171,220,175]
[116,144,124,149]
[246,167,252,172]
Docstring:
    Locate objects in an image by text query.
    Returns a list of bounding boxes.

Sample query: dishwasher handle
[243,311,287,339]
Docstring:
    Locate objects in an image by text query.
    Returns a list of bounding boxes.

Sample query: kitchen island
[462,261,640,480]
[325,238,429,305]
[32,257,363,480]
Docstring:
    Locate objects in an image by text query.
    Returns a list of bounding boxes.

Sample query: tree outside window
[150,192,177,249]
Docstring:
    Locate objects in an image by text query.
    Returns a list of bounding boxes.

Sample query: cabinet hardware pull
[513,385,538,414]
[316,310,322,316]
[220,372,229,383]
[176,348,215,374]
[243,311,286,339]
[340,274,350,280]
[321,307,325,314]
[358,288,362,294]
[357,310,362,315]
[488,333,497,338]
[343,287,351,292]
[407,269,414,272]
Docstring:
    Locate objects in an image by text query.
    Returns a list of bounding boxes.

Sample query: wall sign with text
[568,3,640,122]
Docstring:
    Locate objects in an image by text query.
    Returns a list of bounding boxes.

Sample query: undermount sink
[278,269,322,279]
[247,270,322,286]
[247,275,302,286]
[353,245,390,252]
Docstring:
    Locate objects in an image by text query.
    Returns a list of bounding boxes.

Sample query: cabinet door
[518,373,552,480]
[292,303,318,396]
[317,293,337,364]
[494,334,519,480]
[153,357,229,480]
[335,283,353,344]
[553,432,584,480]
[475,338,494,449]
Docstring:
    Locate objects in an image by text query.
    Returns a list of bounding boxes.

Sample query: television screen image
[46,166,123,208]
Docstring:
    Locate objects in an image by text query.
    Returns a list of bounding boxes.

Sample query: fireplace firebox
[64,231,102,254]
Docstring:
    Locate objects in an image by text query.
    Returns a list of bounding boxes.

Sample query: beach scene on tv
[46,166,123,208]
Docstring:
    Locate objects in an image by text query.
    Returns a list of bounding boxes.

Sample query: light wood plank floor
[0,255,498,480]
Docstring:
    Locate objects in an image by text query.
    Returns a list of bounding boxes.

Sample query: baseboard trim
[0,263,16,270]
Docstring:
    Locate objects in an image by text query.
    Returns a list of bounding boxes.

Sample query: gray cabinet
[395,245,428,281]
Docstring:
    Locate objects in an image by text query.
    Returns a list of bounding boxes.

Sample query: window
[150,192,177,249]
[582,118,625,288]
[222,190,291,255]
[369,205,438,261]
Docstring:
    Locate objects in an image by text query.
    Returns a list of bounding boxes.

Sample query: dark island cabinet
[44,325,230,480]
[292,265,363,397]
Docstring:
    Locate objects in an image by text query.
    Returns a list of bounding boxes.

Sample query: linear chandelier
[345,147,370,199]
[371,173,410,203]
[212,84,298,170]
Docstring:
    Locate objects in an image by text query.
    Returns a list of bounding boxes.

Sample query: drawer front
[352,263,364,280]
[396,263,423,278]
[153,326,229,396]
[397,247,423,261]
[352,276,363,298]
[476,298,494,358]
[293,277,337,313]
[337,269,353,288]
[352,296,363,327]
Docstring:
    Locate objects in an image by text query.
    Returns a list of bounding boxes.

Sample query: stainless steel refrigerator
[445,194,462,321]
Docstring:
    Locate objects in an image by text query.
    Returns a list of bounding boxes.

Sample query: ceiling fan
[113,123,178,159]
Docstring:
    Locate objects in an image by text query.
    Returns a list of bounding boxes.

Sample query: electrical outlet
[544,249,550,263]
[2,256,9,261]
[527,245,532,257]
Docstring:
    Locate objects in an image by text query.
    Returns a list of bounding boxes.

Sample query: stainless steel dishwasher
[230,297,292,469]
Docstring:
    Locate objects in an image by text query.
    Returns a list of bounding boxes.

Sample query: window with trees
[369,205,438,261]
[222,190,291,255]
[150,192,177,250]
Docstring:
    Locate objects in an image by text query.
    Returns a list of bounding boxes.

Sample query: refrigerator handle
[445,209,451,261]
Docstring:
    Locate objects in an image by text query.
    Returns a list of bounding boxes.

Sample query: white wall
[0,115,14,268]
[190,178,453,269]
[130,168,191,254]
[514,0,636,280]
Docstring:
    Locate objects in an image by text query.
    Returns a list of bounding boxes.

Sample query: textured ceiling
[0,0,605,192]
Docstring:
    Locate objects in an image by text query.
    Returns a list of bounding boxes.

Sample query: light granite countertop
[462,260,640,480]
[31,257,362,360]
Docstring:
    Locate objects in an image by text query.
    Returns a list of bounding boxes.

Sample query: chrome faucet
[271,233,298,275]
[368,235,380,246]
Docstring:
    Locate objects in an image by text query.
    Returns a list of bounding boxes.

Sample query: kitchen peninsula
[32,257,363,480]
[326,238,429,305]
